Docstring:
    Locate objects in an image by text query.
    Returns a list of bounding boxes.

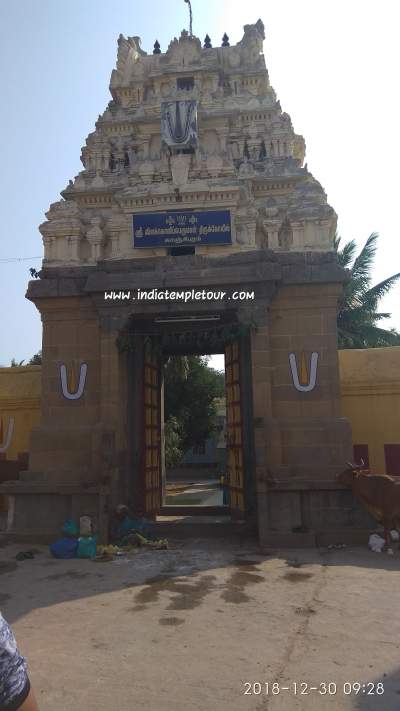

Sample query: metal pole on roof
[184,0,193,37]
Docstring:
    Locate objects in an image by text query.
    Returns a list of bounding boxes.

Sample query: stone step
[152,515,257,540]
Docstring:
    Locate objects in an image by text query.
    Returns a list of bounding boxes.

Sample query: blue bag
[62,520,79,538]
[119,516,151,537]
[77,536,97,559]
[50,537,78,559]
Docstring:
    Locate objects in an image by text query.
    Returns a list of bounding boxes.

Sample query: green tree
[10,358,24,367]
[335,232,400,348]
[28,351,42,365]
[164,355,225,461]
[164,416,183,468]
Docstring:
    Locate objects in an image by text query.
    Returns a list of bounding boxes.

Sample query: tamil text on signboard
[132,210,232,248]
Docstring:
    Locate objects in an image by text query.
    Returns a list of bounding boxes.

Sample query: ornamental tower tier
[40,20,336,266]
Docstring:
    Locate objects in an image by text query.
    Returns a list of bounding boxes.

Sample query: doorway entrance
[130,314,255,523]
[162,352,227,512]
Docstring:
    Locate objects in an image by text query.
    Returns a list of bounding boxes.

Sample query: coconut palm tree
[28,351,42,365]
[10,358,25,367]
[335,232,400,348]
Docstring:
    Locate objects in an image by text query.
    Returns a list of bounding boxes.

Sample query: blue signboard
[132,210,232,248]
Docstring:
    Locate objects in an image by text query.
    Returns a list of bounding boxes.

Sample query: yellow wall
[339,347,400,474]
[1,350,399,477]
[0,366,41,461]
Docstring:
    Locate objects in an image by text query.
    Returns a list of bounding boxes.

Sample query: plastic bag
[62,520,79,538]
[79,516,92,537]
[50,537,78,559]
[368,533,385,552]
[77,536,97,559]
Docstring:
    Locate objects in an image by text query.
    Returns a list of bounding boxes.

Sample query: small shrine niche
[278,218,293,249]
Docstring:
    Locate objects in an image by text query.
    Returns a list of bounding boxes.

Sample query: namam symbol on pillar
[60,361,88,400]
[289,351,319,393]
[0,416,14,453]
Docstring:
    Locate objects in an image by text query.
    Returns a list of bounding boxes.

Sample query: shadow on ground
[1,535,400,626]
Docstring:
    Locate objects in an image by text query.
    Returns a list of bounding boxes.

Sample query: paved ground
[165,480,224,506]
[1,538,399,711]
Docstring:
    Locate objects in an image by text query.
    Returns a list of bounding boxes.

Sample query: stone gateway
[1,20,373,545]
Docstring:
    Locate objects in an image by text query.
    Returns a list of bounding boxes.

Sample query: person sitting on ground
[0,612,40,710]
[109,504,153,545]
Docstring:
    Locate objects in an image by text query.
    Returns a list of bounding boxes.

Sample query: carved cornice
[62,191,114,208]
[100,123,136,136]
[252,177,303,195]
[117,186,240,211]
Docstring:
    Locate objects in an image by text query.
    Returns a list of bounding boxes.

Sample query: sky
[0,0,399,371]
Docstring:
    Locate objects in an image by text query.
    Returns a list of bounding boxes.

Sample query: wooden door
[384,444,400,476]
[225,340,245,517]
[141,341,161,516]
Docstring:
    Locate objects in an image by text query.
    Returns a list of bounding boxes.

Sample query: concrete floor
[164,480,224,506]
[1,538,399,711]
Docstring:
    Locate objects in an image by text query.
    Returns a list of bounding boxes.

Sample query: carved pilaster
[87,217,105,263]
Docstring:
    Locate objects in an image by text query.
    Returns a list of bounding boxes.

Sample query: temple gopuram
[1,19,372,545]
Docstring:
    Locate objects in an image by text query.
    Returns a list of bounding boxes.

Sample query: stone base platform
[0,481,109,544]
[257,479,376,548]
[0,478,377,549]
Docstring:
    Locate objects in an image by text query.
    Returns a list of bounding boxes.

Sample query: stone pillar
[266,219,280,250]
[254,282,355,546]
[68,234,82,262]
[218,127,229,155]
[97,313,129,507]
[3,295,110,541]
[291,221,305,250]
[28,296,101,482]
[250,310,273,536]
[268,284,352,477]
[87,217,105,263]
[42,235,55,261]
